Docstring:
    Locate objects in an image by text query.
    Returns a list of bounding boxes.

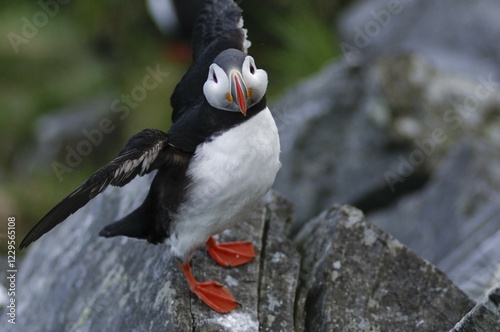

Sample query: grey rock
[294,204,474,332]
[272,3,500,303]
[272,61,404,225]
[2,177,479,331]
[451,282,500,332]
[369,140,500,300]
[1,177,300,332]
[17,95,120,175]
[338,0,500,80]
[273,52,500,229]
[0,257,9,309]
[258,192,301,332]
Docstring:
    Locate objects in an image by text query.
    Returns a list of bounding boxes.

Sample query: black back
[170,0,248,123]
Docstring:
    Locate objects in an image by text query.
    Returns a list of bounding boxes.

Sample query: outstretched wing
[191,0,250,60]
[19,129,189,250]
[170,0,250,122]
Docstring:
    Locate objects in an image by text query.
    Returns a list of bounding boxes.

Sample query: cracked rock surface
[2,179,475,331]
[294,204,474,332]
[452,283,500,332]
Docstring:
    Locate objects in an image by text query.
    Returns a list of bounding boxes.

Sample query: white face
[203,56,268,116]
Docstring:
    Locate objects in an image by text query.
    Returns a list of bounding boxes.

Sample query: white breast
[169,107,281,262]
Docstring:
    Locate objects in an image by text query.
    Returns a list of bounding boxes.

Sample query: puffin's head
[203,49,268,116]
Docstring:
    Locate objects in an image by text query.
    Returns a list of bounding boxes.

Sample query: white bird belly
[169,108,281,262]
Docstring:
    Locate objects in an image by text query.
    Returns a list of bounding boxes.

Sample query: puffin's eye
[250,64,255,75]
[212,71,218,83]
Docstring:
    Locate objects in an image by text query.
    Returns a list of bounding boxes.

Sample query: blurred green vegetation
[0,0,342,252]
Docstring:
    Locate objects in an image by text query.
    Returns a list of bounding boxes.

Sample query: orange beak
[230,71,248,116]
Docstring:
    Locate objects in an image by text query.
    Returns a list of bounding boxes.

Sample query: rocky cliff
[1,182,479,331]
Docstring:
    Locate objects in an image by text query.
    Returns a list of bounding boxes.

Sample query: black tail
[98,200,167,245]
[99,203,150,239]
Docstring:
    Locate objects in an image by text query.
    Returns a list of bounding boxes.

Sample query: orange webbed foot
[179,262,238,314]
[206,236,256,267]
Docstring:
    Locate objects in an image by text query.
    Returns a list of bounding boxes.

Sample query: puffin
[19,0,280,314]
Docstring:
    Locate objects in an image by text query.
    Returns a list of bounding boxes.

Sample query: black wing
[170,0,250,122]
[191,0,249,60]
[19,129,188,250]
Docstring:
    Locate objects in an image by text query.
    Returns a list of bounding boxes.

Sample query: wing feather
[191,0,248,59]
[19,129,189,250]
